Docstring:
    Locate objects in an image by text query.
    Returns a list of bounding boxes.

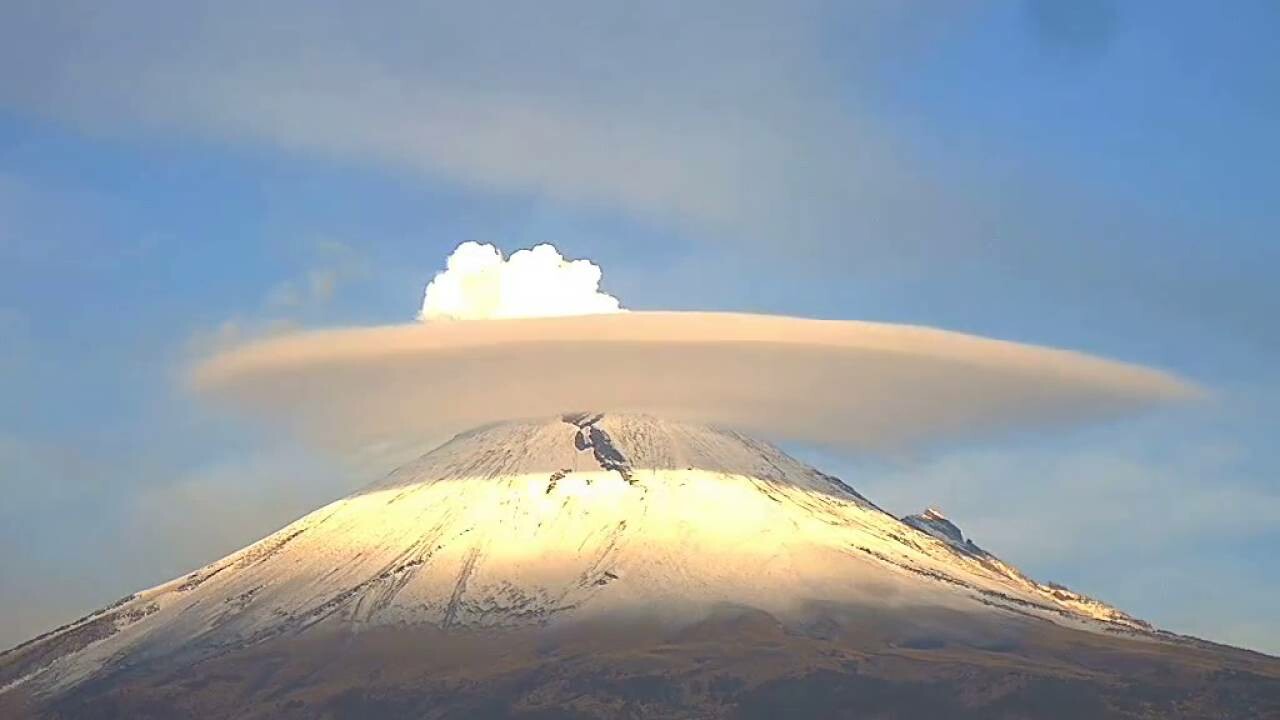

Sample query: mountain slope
[900,507,1150,629]
[2,414,1278,719]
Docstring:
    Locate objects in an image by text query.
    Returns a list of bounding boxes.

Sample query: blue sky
[1,1,1278,652]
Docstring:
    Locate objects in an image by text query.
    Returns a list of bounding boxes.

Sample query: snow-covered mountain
[3,414,1277,719]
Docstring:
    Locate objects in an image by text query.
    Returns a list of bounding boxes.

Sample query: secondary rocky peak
[899,506,1151,633]
[902,506,971,549]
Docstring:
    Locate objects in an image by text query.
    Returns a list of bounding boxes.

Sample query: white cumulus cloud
[419,242,624,321]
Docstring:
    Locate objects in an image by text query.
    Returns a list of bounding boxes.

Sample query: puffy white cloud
[419,242,623,320]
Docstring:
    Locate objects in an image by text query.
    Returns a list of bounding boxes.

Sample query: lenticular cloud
[419,242,623,321]
[194,243,1199,453]
[192,312,1199,453]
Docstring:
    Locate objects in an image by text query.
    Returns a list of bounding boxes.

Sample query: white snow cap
[419,242,624,321]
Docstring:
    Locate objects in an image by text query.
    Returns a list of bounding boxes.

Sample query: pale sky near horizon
[1,1,1278,653]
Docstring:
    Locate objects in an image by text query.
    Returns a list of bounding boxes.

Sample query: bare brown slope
[9,603,1280,720]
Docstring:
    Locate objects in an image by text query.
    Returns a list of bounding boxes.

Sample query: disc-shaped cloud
[191,312,1198,451]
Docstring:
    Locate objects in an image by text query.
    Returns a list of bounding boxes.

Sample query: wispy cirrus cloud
[3,2,1274,361]
[0,2,977,256]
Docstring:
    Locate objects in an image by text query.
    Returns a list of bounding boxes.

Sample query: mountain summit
[3,414,1277,718]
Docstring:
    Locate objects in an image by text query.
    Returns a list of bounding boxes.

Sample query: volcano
[3,414,1277,719]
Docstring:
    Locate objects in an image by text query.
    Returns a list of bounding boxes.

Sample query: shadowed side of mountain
[19,604,1280,720]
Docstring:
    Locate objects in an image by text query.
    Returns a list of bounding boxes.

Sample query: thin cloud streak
[4,2,1272,358]
[0,2,974,256]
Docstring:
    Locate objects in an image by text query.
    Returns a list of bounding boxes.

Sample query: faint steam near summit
[420,242,623,321]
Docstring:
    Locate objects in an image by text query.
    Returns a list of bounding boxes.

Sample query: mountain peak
[3,414,1160,705]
